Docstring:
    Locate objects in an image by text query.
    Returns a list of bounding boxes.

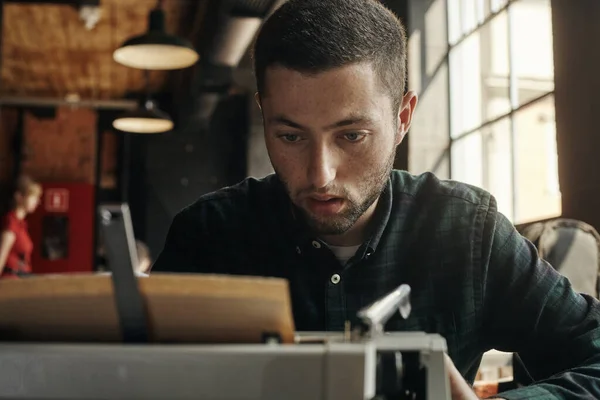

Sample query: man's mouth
[306,196,345,214]
[310,194,340,202]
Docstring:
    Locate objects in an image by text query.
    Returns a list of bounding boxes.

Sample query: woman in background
[0,175,42,279]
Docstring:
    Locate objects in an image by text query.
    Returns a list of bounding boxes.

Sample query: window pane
[409,63,450,177]
[448,0,462,45]
[449,11,510,137]
[476,0,486,24]
[451,133,483,188]
[482,0,492,19]
[510,0,554,106]
[449,0,486,44]
[461,0,479,34]
[408,0,448,89]
[450,34,481,136]
[482,117,513,220]
[425,0,449,75]
[490,0,508,13]
[514,95,561,224]
[433,151,450,180]
[483,12,511,119]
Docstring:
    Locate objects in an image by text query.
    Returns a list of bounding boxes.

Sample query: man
[152,0,600,398]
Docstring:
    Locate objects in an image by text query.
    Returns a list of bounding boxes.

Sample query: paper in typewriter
[0,273,296,344]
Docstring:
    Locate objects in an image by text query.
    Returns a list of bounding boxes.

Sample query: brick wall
[21,106,97,184]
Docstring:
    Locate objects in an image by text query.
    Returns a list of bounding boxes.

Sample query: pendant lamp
[113,71,173,134]
[113,0,199,70]
[112,99,173,134]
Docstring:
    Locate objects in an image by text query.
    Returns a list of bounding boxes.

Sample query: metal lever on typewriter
[357,285,422,400]
[356,284,411,338]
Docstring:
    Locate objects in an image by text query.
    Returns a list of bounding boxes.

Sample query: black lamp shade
[112,100,173,134]
[113,8,199,70]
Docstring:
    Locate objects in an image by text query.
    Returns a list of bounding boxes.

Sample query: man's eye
[280,134,300,142]
[343,132,364,142]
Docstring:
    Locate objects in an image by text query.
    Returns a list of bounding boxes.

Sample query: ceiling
[0,0,205,101]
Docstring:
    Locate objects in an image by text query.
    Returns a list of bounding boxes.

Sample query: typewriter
[0,204,451,400]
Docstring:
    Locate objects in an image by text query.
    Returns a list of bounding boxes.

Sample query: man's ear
[395,91,418,146]
[254,92,262,111]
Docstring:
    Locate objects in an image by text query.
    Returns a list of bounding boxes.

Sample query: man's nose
[307,144,336,189]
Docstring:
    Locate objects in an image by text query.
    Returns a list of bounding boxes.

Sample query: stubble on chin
[277,154,394,236]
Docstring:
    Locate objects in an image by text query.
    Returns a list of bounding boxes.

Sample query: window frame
[444,0,557,223]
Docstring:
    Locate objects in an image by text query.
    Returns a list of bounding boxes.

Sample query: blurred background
[0,0,596,275]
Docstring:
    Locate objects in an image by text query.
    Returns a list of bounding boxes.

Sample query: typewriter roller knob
[356,284,411,338]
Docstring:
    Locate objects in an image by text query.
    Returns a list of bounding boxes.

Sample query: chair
[519,218,600,298]
[512,218,600,386]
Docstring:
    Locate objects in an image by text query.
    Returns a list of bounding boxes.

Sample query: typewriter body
[0,331,449,400]
[0,204,451,400]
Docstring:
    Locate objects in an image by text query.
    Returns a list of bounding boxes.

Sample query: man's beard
[278,150,395,236]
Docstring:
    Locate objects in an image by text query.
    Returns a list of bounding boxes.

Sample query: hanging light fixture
[112,71,174,134]
[112,99,173,134]
[113,0,199,70]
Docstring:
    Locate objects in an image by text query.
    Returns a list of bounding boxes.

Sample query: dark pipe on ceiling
[204,0,280,69]
[178,0,283,125]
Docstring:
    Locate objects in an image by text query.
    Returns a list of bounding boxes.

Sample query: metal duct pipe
[208,16,262,67]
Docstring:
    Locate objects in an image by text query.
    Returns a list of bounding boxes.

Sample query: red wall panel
[28,182,95,274]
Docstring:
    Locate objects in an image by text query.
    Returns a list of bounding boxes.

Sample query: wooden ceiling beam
[3,0,98,5]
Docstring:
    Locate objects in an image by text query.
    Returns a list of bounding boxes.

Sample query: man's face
[259,63,416,239]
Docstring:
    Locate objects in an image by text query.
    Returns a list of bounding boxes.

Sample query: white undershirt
[326,243,361,265]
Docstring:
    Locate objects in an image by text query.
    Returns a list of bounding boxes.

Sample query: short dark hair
[253,0,407,111]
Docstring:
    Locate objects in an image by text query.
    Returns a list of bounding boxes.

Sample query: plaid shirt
[153,170,600,399]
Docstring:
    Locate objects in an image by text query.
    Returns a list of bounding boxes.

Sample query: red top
[1,211,33,278]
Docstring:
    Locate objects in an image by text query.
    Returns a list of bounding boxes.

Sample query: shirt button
[296,246,302,255]
[312,240,322,249]
[330,274,341,284]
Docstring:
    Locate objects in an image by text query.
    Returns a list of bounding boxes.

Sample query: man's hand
[445,353,481,400]
[444,354,507,400]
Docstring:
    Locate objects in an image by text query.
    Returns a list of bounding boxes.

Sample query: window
[510,0,554,106]
[449,10,510,137]
[482,117,514,220]
[513,94,560,223]
[408,0,559,224]
[408,0,450,179]
[451,131,483,187]
[491,0,509,13]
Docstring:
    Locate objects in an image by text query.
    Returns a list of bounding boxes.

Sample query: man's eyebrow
[324,115,375,130]
[268,114,375,130]
[269,116,306,130]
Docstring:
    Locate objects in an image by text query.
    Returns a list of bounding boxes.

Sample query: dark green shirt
[152,170,600,399]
